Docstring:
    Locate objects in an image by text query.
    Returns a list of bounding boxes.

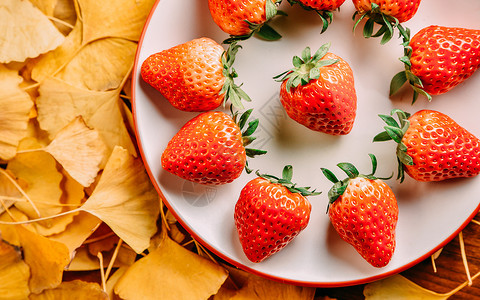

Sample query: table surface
[317,213,480,299]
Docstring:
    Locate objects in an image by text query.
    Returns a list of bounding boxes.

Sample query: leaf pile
[0,1,478,299]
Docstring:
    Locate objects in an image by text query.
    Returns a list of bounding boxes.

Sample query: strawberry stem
[257,165,321,196]
[389,25,433,103]
[220,42,252,109]
[373,109,413,182]
[322,154,392,212]
[353,3,399,44]
[286,0,337,33]
[273,43,339,92]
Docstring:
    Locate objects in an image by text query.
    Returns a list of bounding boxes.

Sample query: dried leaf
[46,116,107,187]
[7,137,63,219]
[37,76,136,157]
[363,274,450,299]
[78,0,156,43]
[0,207,31,246]
[0,65,33,160]
[16,225,70,294]
[55,37,137,91]
[48,212,101,255]
[32,171,85,236]
[67,244,136,271]
[219,265,316,300]
[29,280,108,300]
[0,0,64,63]
[0,239,30,300]
[80,146,159,253]
[114,234,229,300]
[29,20,82,83]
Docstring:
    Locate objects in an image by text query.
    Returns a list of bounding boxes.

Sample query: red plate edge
[130,0,480,288]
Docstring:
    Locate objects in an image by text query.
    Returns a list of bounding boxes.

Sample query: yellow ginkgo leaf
[80,146,159,253]
[48,212,101,256]
[29,280,108,300]
[16,225,70,294]
[220,265,316,300]
[364,274,450,300]
[66,244,136,271]
[0,0,64,63]
[0,239,30,300]
[55,37,137,91]
[7,137,63,219]
[46,116,107,187]
[78,0,156,43]
[32,171,85,236]
[29,20,82,83]
[0,169,22,215]
[0,65,33,161]
[37,76,136,157]
[0,207,31,246]
[29,0,57,16]
[114,234,229,300]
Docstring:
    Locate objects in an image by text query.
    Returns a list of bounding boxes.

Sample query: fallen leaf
[0,65,34,160]
[0,169,22,214]
[0,239,30,300]
[80,146,159,253]
[45,116,107,187]
[7,137,63,219]
[37,76,137,157]
[16,225,70,294]
[66,243,136,271]
[32,171,85,236]
[55,37,137,91]
[78,0,156,43]
[0,0,64,63]
[114,234,229,300]
[29,280,108,300]
[106,267,128,300]
[29,19,82,83]
[0,207,31,246]
[363,274,450,299]
[216,265,316,300]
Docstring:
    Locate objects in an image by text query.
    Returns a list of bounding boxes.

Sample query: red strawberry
[234,165,320,263]
[274,43,357,135]
[161,109,266,185]
[352,0,422,44]
[287,0,346,33]
[390,26,480,102]
[322,154,398,268]
[208,0,283,43]
[141,38,250,112]
[374,109,480,182]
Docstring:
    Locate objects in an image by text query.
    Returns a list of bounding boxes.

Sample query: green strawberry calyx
[353,3,401,45]
[321,154,392,212]
[287,0,337,33]
[256,165,322,196]
[220,42,252,109]
[273,43,339,93]
[231,107,267,173]
[223,0,286,44]
[372,109,413,183]
[389,26,433,103]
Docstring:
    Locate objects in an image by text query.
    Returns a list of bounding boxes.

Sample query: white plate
[132,0,480,287]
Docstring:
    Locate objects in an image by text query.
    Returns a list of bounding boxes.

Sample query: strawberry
[287,0,346,33]
[374,109,480,182]
[274,43,357,135]
[140,38,250,112]
[161,109,266,185]
[234,165,320,263]
[390,25,480,102]
[321,154,398,268]
[208,0,284,43]
[352,0,422,44]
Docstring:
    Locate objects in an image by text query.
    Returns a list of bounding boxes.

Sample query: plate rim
[131,0,480,288]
